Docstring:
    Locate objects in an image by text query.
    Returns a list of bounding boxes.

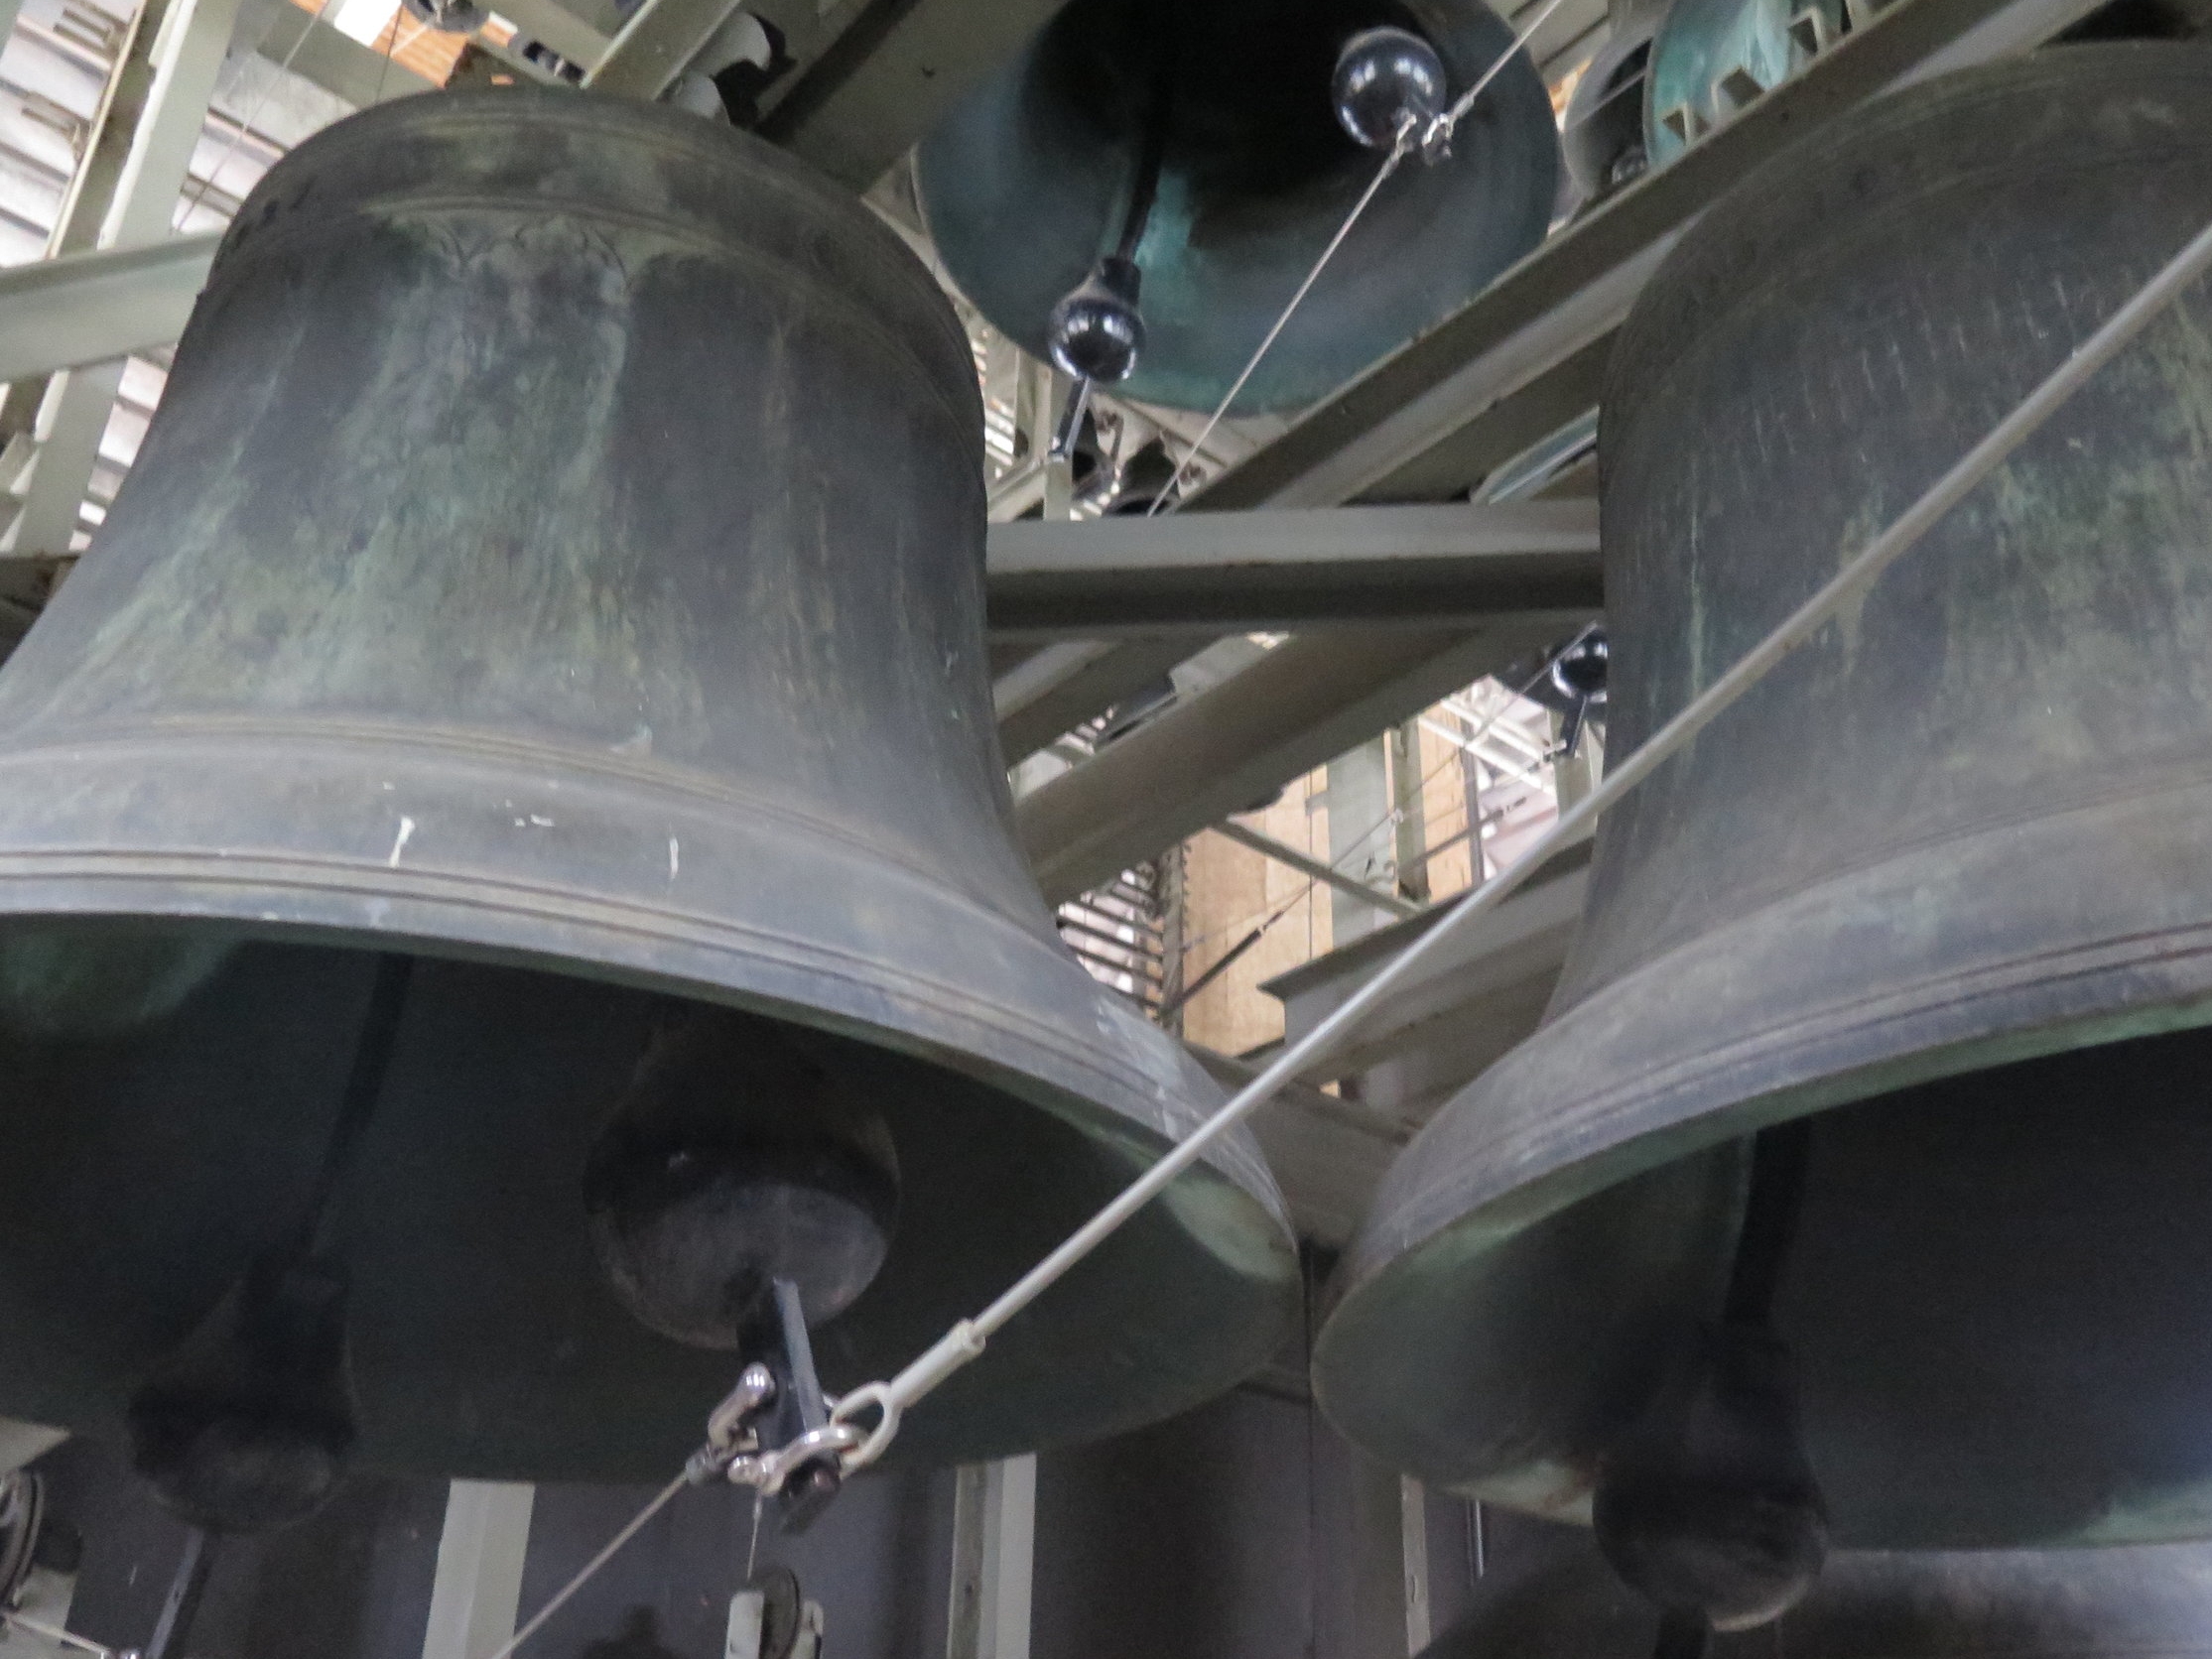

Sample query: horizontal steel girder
[1016,619,1583,906]
[984,501,1601,638]
[0,236,216,386]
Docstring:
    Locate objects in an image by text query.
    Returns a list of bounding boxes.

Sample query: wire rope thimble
[827,1383,904,1475]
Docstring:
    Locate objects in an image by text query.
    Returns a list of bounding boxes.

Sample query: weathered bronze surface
[1317,46,2212,1548]
[913,0,1558,413]
[0,90,1297,1480]
[1425,1507,2212,1659]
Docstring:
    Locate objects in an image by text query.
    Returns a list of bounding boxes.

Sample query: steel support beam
[1189,1046,1404,1247]
[585,0,739,98]
[495,0,614,70]
[10,0,244,561]
[243,0,438,104]
[1401,1477,1432,1656]
[984,501,1601,637]
[1017,620,1579,906]
[0,236,215,387]
[755,0,1063,191]
[1260,837,1591,1131]
[995,635,1199,766]
[1189,0,2105,512]
[0,1420,64,1474]
[1212,820,1421,920]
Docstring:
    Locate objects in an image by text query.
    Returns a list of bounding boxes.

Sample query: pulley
[0,90,1297,1498]
[914,0,1559,414]
[1315,45,2212,1556]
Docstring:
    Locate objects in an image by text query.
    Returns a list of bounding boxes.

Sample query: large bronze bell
[1423,1509,2212,1659]
[0,90,1297,1496]
[1317,44,2212,1555]
[912,0,1559,413]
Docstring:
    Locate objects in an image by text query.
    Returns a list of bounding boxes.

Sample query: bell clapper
[125,956,415,1551]
[1547,628,1610,761]
[1332,26,1449,153]
[1594,1120,1828,1635]
[1044,13,1176,433]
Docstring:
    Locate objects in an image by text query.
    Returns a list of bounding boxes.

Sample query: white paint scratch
[387,816,416,867]
[668,836,681,880]
[528,814,554,828]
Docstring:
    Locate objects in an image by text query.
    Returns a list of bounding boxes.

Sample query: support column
[1035,362,1074,523]
[1400,1476,1432,1656]
[1326,736,1397,946]
[1552,712,1603,811]
[947,1457,1034,1659]
[1387,719,1429,905]
[421,1481,535,1659]
[8,0,246,561]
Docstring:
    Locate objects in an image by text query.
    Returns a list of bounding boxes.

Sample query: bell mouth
[914,0,1557,411]
[1318,775,2212,1550]
[0,921,1294,1480]
[1039,0,1430,213]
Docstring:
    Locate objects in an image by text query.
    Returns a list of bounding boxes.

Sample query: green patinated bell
[1319,46,2212,1551]
[0,90,1297,1486]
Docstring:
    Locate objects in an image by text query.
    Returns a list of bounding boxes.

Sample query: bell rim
[0,883,1294,1249]
[0,730,1295,1257]
[1316,766,2212,1519]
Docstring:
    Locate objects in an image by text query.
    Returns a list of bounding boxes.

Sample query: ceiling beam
[0,236,216,385]
[1210,821,1422,920]
[995,636,1197,765]
[984,501,1600,637]
[243,0,438,104]
[1016,620,1582,906]
[584,0,739,97]
[1188,0,2105,513]
[755,0,1062,191]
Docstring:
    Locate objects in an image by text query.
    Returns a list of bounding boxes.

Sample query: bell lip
[1315,768,2212,1507]
[0,724,1293,1281]
[0,866,1292,1242]
[0,858,1305,1455]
